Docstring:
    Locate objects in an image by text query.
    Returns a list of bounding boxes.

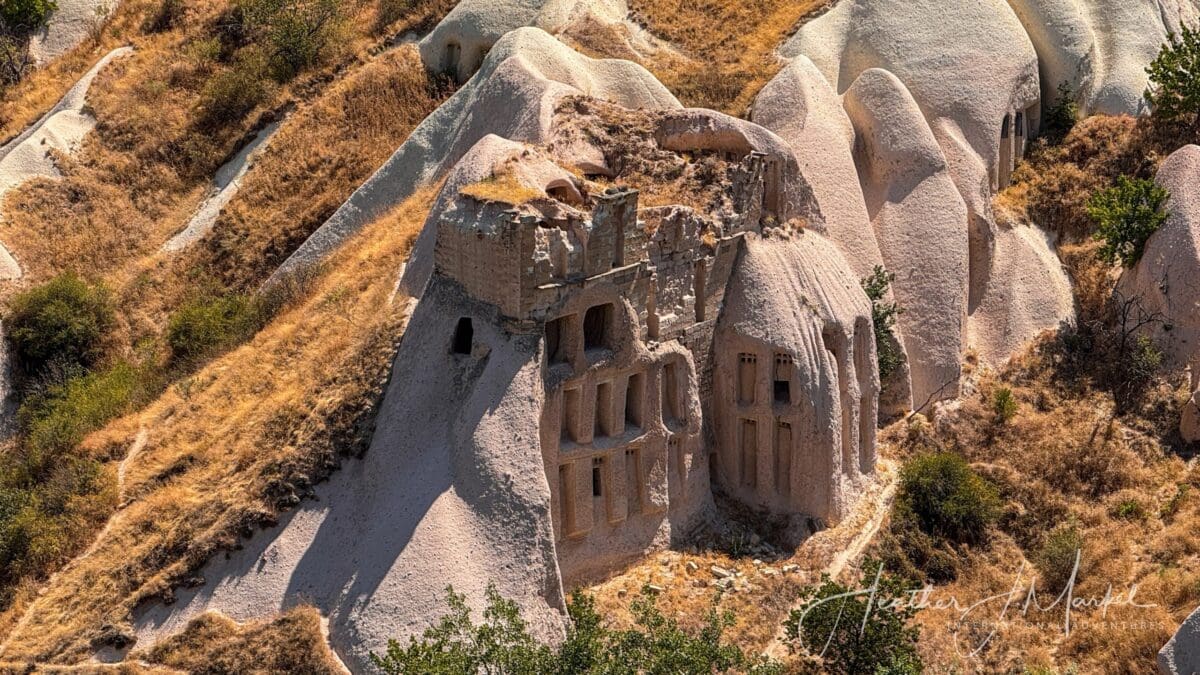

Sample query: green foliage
[7,272,114,377]
[1111,499,1145,521]
[0,0,57,31]
[195,52,272,128]
[237,0,343,81]
[372,585,781,674]
[1088,176,1168,268]
[784,560,922,675]
[167,293,264,364]
[862,266,905,385]
[1034,522,1083,593]
[1114,334,1163,410]
[1042,82,1080,143]
[992,387,1018,425]
[1146,26,1200,131]
[899,453,1000,545]
[1161,484,1190,521]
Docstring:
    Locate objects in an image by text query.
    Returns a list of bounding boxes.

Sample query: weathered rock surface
[714,231,877,522]
[1183,369,1200,444]
[1161,605,1200,675]
[1118,145,1200,370]
[268,27,679,291]
[134,278,567,672]
[28,0,117,65]
[842,68,967,409]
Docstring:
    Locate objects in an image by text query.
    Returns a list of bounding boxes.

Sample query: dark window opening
[452,318,473,355]
[444,42,461,76]
[1015,112,1025,137]
[1001,114,1011,139]
[584,304,612,351]
[773,380,791,404]
[592,458,603,497]
[546,316,569,364]
[625,373,644,429]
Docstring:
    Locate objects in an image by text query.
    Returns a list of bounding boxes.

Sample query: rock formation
[28,0,117,65]
[267,27,679,292]
[1118,145,1200,370]
[133,90,878,668]
[1183,370,1200,444]
[1161,605,1200,675]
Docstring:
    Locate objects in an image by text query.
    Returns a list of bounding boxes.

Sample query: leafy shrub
[1042,82,1080,144]
[1146,25,1200,133]
[167,293,264,364]
[899,453,1000,545]
[1114,334,1163,410]
[372,585,781,674]
[784,560,922,675]
[195,53,271,128]
[0,0,57,31]
[1111,498,1145,521]
[1034,522,1084,593]
[1088,176,1169,268]
[862,266,905,385]
[7,272,114,377]
[238,0,343,81]
[18,362,144,479]
[993,387,1018,424]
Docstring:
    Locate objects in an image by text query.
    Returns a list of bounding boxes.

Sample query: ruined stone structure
[432,146,875,583]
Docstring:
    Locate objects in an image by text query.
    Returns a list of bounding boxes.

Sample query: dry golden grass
[459,172,546,205]
[876,345,1198,674]
[138,606,342,674]
[622,0,831,113]
[0,186,434,663]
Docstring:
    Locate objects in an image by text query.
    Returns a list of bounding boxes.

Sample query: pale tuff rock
[0,46,134,280]
[1118,145,1200,370]
[417,0,652,83]
[783,0,1076,395]
[268,27,679,291]
[714,231,877,522]
[751,55,884,280]
[133,110,877,667]
[842,68,967,409]
[28,0,117,65]
[1161,604,1200,675]
[1183,368,1199,444]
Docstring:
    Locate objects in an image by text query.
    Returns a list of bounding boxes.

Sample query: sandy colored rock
[28,0,117,65]
[418,0,644,82]
[268,27,679,292]
[842,68,967,408]
[751,55,883,279]
[714,231,877,522]
[1118,145,1200,369]
[1183,369,1200,444]
[1161,604,1200,675]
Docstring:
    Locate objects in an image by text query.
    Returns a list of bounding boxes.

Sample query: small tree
[1087,176,1169,268]
[0,0,57,32]
[1042,82,1080,144]
[899,452,1000,545]
[1146,25,1200,134]
[238,0,343,81]
[862,266,905,384]
[7,272,114,376]
[992,387,1018,425]
[784,560,922,675]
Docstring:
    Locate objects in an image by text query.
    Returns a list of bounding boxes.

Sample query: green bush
[1114,334,1163,410]
[237,0,343,81]
[1042,82,1080,144]
[784,560,922,675]
[1146,25,1200,133]
[372,585,781,674]
[0,0,57,31]
[1111,499,1145,521]
[167,293,263,363]
[899,453,1000,545]
[1088,176,1169,268]
[862,266,905,385]
[993,387,1018,424]
[7,272,114,376]
[1034,523,1083,593]
[195,54,271,128]
[18,362,143,480]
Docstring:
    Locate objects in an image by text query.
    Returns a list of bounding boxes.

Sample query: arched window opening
[452,317,473,355]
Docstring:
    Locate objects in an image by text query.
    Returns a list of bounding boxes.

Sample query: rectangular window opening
[625,373,644,429]
[584,304,613,351]
[592,457,604,497]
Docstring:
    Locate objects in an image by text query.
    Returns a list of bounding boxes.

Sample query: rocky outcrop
[714,231,876,523]
[750,56,884,279]
[1118,145,1200,370]
[842,68,967,409]
[28,0,116,65]
[1183,369,1200,444]
[417,0,650,82]
[268,27,679,292]
[1161,605,1200,675]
